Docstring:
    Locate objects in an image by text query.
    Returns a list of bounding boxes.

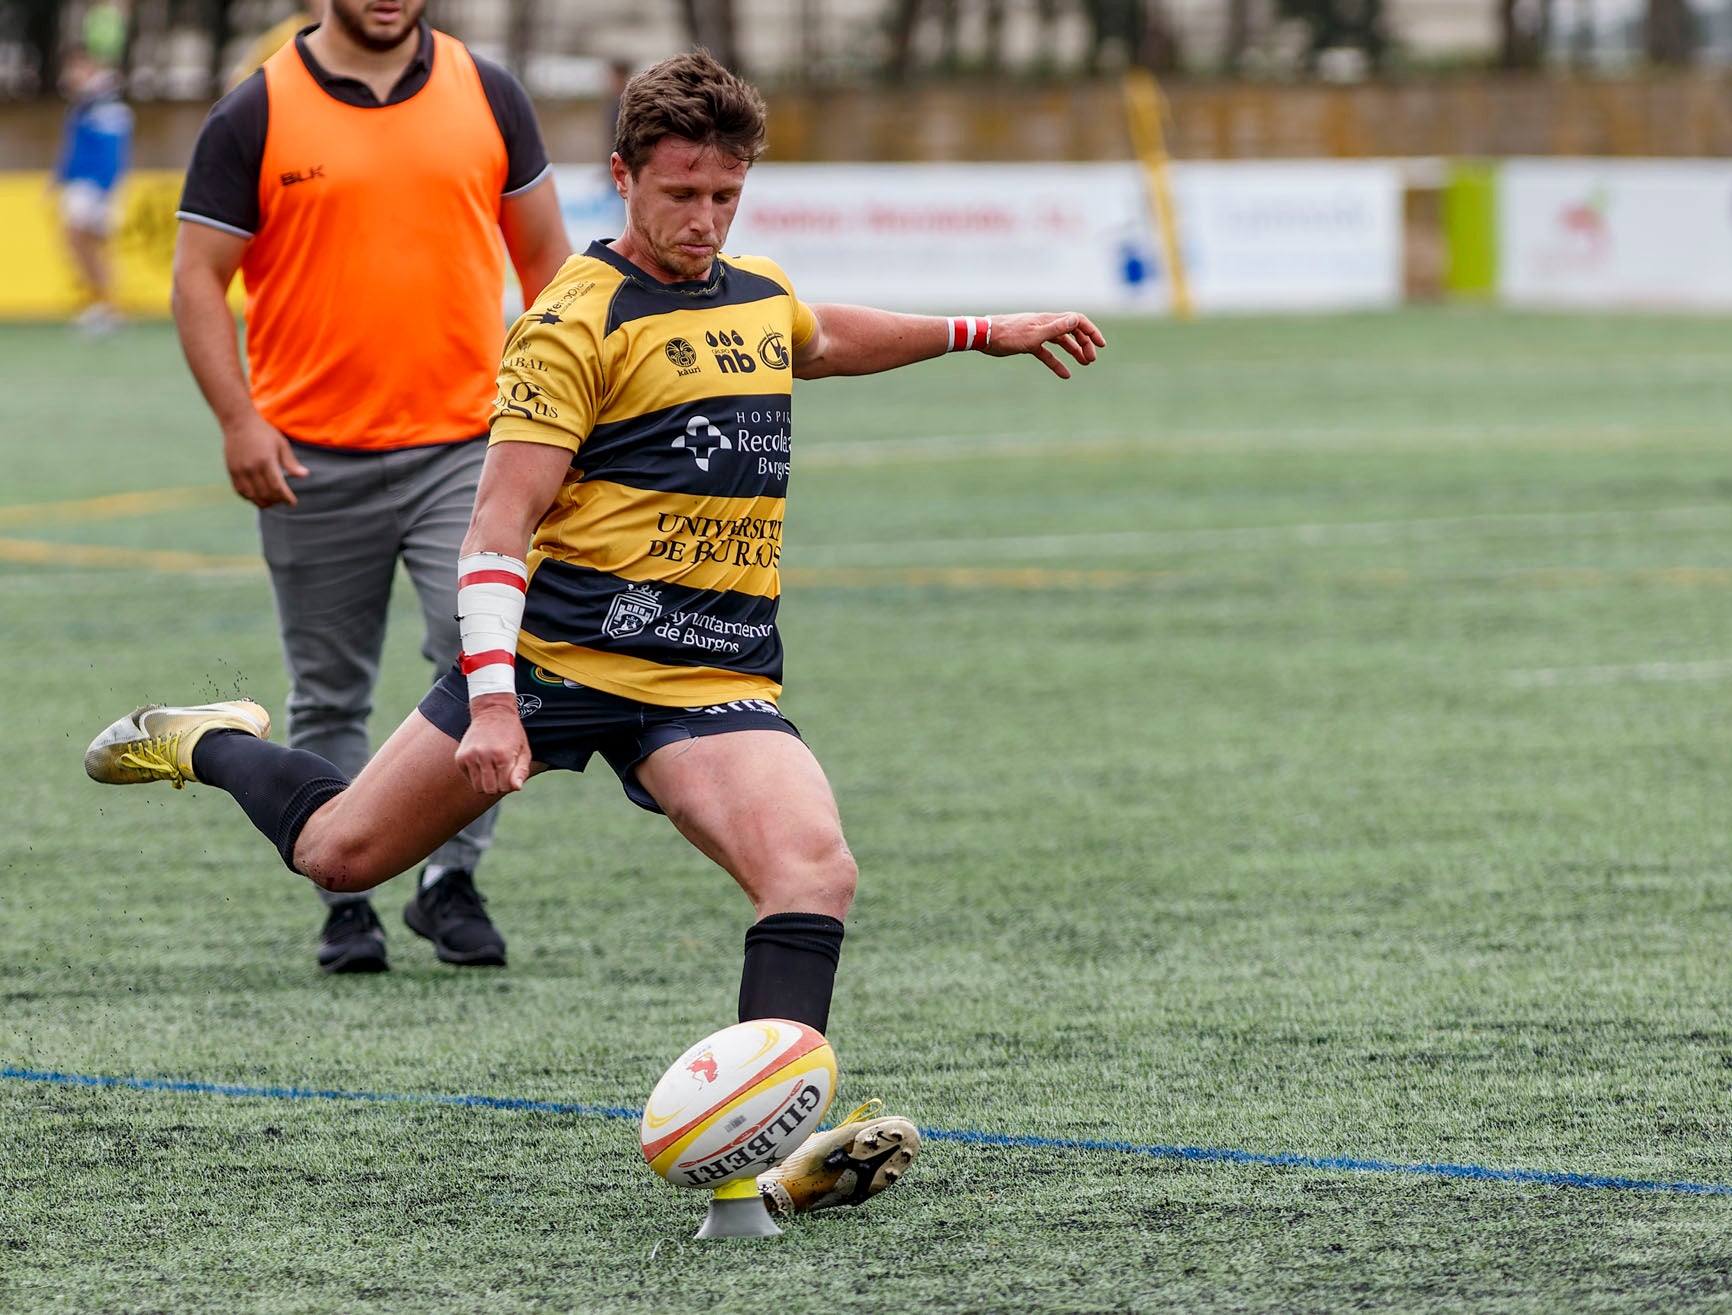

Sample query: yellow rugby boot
[758,1099,920,1217]
[84,700,271,789]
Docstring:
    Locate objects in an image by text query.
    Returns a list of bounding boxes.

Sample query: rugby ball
[640,1019,837,1189]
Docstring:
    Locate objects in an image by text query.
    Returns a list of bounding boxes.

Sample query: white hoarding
[1501,159,1732,308]
[552,161,1403,315]
[1169,161,1405,312]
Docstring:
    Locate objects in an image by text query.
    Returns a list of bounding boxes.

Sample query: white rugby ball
[640,1018,837,1189]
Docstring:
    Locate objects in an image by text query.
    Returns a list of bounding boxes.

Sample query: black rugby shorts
[419,660,801,813]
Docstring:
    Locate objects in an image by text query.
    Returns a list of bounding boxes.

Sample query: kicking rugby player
[86,49,1104,1216]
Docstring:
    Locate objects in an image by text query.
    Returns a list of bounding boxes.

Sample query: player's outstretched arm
[795,304,1105,381]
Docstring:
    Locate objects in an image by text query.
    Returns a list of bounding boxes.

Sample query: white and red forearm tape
[946,316,992,353]
[457,552,527,699]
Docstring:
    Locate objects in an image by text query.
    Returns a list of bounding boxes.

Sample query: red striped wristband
[947,316,991,352]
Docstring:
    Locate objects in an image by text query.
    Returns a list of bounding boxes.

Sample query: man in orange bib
[171,0,570,973]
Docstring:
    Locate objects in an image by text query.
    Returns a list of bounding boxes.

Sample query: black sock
[737,911,845,1033]
[191,730,348,870]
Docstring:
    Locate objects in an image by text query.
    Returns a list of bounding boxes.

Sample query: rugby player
[88,49,1104,1215]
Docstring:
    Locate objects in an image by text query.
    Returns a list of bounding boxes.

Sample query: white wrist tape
[457,552,527,699]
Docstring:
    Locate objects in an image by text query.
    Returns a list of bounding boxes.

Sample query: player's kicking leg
[634,728,921,1217]
[85,699,508,892]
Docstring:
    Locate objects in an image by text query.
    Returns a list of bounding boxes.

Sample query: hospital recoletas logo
[672,415,731,472]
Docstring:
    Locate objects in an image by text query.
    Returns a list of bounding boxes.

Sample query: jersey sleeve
[789,295,816,350]
[176,71,269,236]
[472,54,552,197]
[490,293,605,452]
[728,254,816,348]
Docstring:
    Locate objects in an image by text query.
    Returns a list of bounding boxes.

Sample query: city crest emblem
[603,584,664,639]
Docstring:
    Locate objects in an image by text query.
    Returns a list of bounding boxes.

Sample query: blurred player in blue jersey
[53,46,133,335]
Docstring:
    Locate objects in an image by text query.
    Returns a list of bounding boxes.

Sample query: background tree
[1277,0,1389,74]
[1135,0,1184,72]
[1224,0,1253,73]
[1645,0,1696,64]
[14,0,61,98]
[1497,0,1552,69]
[886,0,922,81]
[675,0,742,73]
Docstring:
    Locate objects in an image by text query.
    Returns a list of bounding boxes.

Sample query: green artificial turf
[3,312,1732,1312]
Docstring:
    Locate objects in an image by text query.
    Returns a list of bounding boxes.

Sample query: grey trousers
[258,436,500,909]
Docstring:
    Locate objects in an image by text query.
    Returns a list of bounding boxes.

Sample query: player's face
[59,52,95,97]
[613,138,749,283]
[325,0,423,52]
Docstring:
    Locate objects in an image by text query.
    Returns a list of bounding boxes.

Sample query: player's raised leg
[291,709,510,891]
[634,728,918,1217]
[85,700,510,894]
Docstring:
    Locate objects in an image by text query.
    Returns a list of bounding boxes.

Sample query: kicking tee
[489,241,817,707]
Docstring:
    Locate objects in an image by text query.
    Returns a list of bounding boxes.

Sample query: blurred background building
[4,1,1732,167]
[4,1,1732,317]
[0,2,1728,102]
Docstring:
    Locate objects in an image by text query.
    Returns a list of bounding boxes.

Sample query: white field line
[0,567,262,593]
[1506,659,1732,687]
[797,422,1720,466]
[797,505,1732,567]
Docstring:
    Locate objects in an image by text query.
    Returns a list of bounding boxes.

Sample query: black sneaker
[318,899,388,974]
[403,869,507,967]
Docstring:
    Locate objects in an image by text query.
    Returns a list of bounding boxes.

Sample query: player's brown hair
[613,50,767,175]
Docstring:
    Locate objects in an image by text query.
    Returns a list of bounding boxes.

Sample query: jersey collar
[586,239,724,295]
[292,19,435,107]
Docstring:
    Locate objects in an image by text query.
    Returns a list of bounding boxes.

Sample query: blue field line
[1,1066,640,1122]
[6,1064,1730,1197]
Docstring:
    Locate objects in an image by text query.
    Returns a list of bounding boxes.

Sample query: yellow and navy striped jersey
[490,239,817,707]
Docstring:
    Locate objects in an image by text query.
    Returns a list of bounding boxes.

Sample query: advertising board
[1501,159,1732,308]
[0,160,1402,319]
[554,161,1404,315]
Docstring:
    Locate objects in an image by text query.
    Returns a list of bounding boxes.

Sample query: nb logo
[672,415,731,472]
[705,329,757,375]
